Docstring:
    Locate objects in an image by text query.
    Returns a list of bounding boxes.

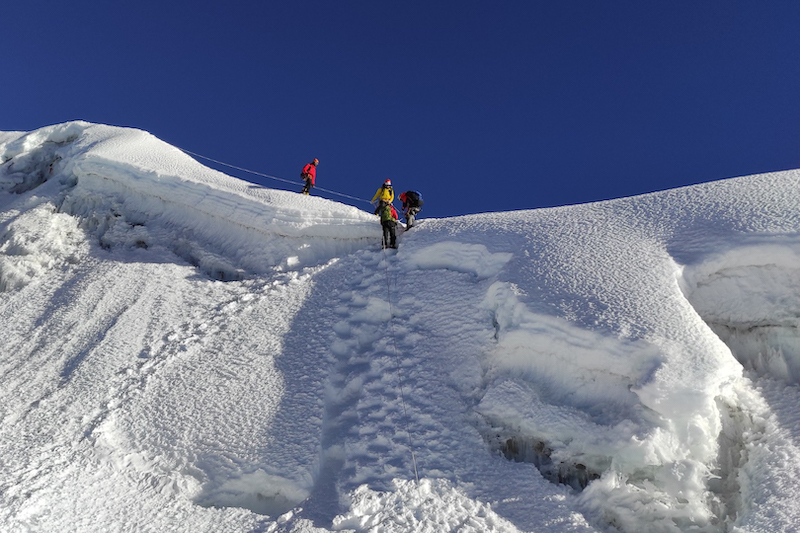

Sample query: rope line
[179,144,418,480]
[381,245,420,484]
[177,147,373,205]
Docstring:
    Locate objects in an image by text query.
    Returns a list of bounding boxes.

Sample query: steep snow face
[2,122,800,533]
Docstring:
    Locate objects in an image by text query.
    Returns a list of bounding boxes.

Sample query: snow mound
[332,479,528,532]
[0,203,88,291]
[400,242,512,279]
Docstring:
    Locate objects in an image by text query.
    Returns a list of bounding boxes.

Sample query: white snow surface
[2,122,800,532]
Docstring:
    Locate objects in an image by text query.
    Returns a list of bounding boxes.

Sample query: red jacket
[302,163,317,185]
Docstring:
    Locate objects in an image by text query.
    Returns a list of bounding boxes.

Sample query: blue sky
[4,1,800,218]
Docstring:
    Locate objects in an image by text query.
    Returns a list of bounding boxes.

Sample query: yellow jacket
[372,185,394,204]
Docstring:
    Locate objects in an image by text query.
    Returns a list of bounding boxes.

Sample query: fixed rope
[179,144,419,479]
[381,245,420,484]
[177,147,373,205]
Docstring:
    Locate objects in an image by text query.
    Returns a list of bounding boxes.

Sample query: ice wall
[680,241,800,384]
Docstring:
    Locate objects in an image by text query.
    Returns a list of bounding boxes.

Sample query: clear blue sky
[4,1,800,218]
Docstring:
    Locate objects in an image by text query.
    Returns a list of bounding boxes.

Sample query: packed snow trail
[331,243,599,531]
[378,245,420,485]
[3,123,800,532]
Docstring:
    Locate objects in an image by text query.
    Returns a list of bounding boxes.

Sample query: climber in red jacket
[300,158,319,195]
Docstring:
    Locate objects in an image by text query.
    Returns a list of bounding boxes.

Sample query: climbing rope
[177,147,373,205]
[178,144,419,480]
[381,245,421,484]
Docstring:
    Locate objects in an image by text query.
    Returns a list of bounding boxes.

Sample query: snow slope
[2,122,800,532]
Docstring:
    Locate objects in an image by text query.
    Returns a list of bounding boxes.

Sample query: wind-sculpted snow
[1,122,378,285]
[400,242,512,279]
[2,122,800,532]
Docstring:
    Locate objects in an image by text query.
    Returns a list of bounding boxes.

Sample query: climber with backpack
[300,158,319,195]
[399,190,424,228]
[378,202,399,249]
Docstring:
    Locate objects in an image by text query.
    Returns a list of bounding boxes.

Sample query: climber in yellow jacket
[371,179,394,214]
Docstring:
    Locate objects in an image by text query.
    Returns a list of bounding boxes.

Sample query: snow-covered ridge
[2,122,800,532]
[0,122,378,285]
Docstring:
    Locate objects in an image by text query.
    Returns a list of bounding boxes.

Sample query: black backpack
[405,190,423,207]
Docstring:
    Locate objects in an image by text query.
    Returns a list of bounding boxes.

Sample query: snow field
[2,122,800,532]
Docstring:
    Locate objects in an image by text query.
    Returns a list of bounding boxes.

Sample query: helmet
[312,158,319,164]
[384,179,391,186]
[399,192,407,201]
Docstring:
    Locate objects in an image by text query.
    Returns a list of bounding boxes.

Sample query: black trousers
[382,220,397,248]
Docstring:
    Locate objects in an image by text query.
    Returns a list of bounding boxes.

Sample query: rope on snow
[177,147,373,205]
[381,245,421,484]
